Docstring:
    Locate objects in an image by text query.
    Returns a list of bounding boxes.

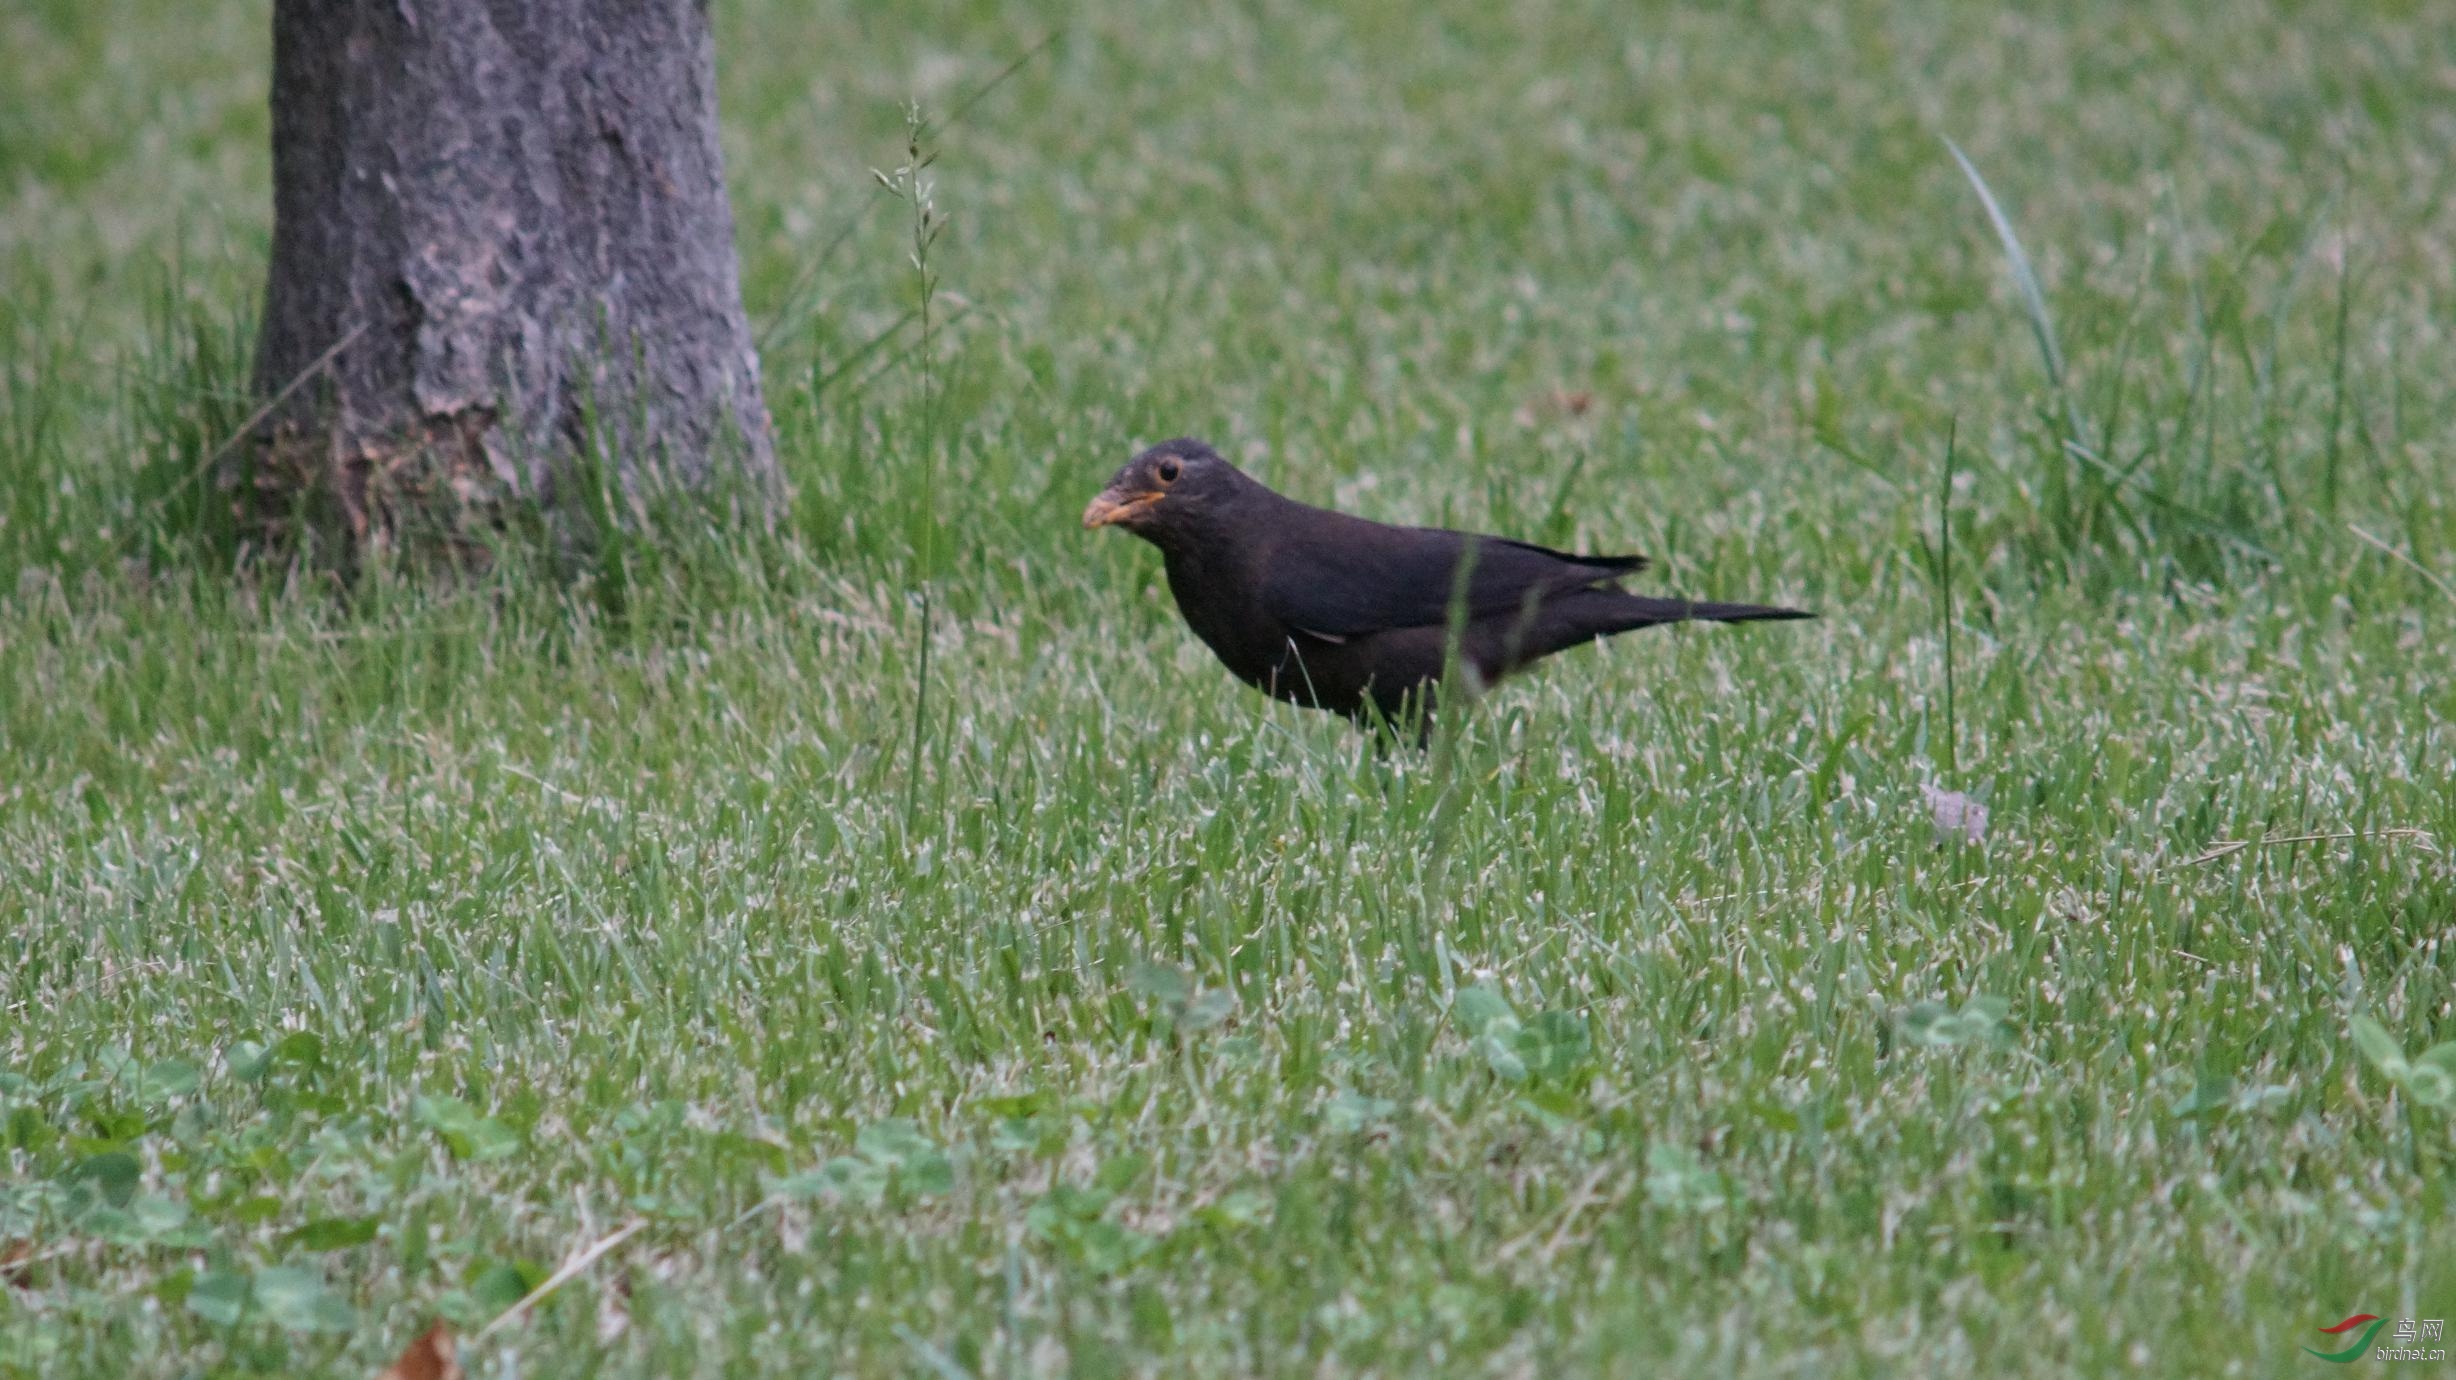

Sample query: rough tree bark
[248,0,773,555]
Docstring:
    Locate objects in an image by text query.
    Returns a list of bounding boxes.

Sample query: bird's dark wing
[1263,516,1648,639]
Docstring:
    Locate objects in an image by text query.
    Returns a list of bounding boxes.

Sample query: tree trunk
[249,0,773,557]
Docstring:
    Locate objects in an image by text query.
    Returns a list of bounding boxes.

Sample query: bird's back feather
[1261,507,1648,639]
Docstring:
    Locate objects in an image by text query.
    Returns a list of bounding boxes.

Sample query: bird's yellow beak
[1082,487,1163,529]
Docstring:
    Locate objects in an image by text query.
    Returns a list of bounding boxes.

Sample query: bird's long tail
[1601,593,1814,628]
[1497,587,1810,668]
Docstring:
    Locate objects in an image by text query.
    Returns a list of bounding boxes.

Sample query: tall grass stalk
[1938,419,1960,780]
[884,109,950,832]
[757,35,1051,355]
[2326,232,2354,516]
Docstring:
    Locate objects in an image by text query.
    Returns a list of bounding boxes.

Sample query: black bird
[1084,438,1810,733]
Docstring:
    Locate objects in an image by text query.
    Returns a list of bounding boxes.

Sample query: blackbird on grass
[1084,438,1811,735]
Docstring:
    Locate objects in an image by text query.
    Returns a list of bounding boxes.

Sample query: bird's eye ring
[1156,457,1181,484]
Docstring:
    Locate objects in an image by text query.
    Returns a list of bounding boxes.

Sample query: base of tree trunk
[243,0,775,570]
[241,409,509,572]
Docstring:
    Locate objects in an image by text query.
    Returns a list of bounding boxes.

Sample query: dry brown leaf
[1513,387,1597,427]
[375,1322,462,1380]
[0,1240,33,1289]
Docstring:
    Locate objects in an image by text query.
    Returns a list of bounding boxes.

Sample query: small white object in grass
[1923,785,1988,845]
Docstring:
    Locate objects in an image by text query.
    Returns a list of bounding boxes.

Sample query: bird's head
[1081,438,1246,545]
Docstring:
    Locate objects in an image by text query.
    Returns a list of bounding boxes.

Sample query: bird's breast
[1161,548,1285,682]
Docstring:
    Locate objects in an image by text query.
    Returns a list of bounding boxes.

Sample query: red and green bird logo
[2303,1314,2386,1363]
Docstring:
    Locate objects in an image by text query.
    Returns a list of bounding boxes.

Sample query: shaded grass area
[4,0,2456,1374]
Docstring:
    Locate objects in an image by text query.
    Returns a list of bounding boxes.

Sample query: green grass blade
[1945,138,2086,441]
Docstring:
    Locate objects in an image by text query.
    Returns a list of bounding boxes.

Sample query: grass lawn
[5,0,2456,1374]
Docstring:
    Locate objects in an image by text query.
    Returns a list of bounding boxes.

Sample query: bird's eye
[1156,457,1181,484]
